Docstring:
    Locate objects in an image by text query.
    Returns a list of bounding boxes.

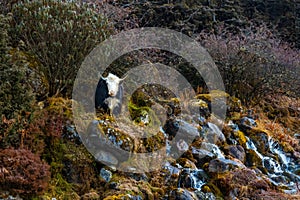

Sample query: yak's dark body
[95,74,123,115]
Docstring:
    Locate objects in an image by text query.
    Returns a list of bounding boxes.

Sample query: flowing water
[246,135,300,193]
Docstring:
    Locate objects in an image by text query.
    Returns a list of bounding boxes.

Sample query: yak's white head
[101,73,126,96]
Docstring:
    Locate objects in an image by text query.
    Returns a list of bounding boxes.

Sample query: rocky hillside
[0,0,299,199]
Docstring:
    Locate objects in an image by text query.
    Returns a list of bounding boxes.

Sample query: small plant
[0,148,51,197]
[10,0,111,97]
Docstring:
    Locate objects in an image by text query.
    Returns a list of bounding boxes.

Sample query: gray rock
[195,191,216,200]
[100,168,112,182]
[169,188,199,200]
[95,151,118,166]
[201,122,226,144]
[192,142,225,168]
[178,168,208,190]
[225,145,246,162]
[192,147,215,168]
[239,117,257,131]
[178,120,200,139]
[208,158,245,173]
[164,118,200,140]
[200,142,225,159]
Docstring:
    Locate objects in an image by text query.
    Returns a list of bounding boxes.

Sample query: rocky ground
[0,0,299,199]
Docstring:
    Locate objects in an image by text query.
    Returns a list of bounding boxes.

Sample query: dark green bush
[0,0,11,14]
[0,14,34,120]
[11,0,111,97]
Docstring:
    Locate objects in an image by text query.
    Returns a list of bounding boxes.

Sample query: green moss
[128,101,161,128]
[143,131,166,152]
[98,122,135,152]
[201,185,211,193]
[102,174,155,199]
[195,90,229,102]
[130,89,153,107]
[189,99,209,109]
[245,149,264,171]
[228,112,241,121]
[43,140,67,174]
[103,194,130,200]
[47,97,73,119]
[128,101,149,120]
[43,173,79,200]
[247,131,269,154]
[233,130,247,147]
[42,136,99,197]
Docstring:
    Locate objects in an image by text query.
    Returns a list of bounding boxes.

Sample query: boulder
[178,168,208,190]
[239,117,257,131]
[100,168,112,182]
[169,188,199,200]
[208,158,245,173]
[201,122,226,144]
[224,145,246,162]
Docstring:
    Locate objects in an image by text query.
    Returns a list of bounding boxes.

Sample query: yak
[95,73,126,116]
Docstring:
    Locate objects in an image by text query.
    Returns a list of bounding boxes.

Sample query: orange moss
[263,118,299,152]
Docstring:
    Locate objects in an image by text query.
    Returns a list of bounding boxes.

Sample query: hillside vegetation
[0,0,299,199]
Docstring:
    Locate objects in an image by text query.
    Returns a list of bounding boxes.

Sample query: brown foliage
[198,24,300,105]
[0,148,50,196]
[213,168,270,198]
[0,107,65,155]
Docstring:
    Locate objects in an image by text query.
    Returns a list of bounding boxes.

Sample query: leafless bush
[198,23,299,105]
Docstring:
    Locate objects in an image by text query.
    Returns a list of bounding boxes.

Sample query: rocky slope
[0,0,299,199]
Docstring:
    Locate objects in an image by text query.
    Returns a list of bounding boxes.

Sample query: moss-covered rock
[101,173,155,200]
[210,168,270,199]
[169,188,198,200]
[233,130,247,147]
[208,158,245,174]
[195,90,230,102]
[245,149,263,169]
[248,131,270,154]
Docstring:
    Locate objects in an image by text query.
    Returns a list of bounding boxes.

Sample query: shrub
[10,0,111,97]
[0,0,11,14]
[198,23,299,105]
[0,98,70,153]
[0,148,51,197]
[0,14,35,120]
[0,14,35,148]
